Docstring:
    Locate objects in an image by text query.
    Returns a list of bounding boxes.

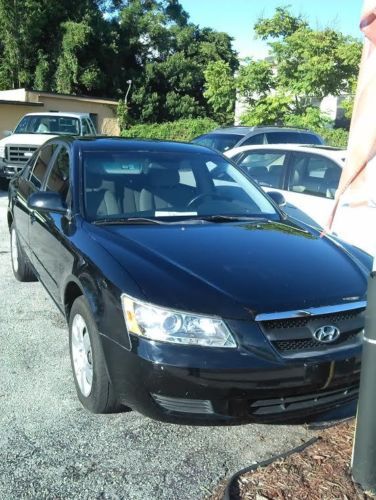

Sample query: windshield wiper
[92,217,167,225]
[193,215,270,223]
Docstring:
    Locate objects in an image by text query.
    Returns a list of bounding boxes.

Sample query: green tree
[55,21,93,94]
[119,0,237,123]
[238,7,362,128]
[204,60,235,124]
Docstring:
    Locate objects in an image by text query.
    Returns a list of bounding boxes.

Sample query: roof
[26,89,118,105]
[225,143,347,164]
[0,99,43,107]
[210,126,320,136]
[24,111,91,118]
[47,136,216,154]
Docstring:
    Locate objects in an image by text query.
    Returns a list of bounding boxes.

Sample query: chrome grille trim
[5,144,38,165]
[152,394,214,414]
[255,301,367,322]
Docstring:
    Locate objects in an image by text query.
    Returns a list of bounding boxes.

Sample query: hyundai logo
[313,325,341,343]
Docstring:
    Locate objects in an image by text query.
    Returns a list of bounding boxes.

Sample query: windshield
[14,115,81,135]
[192,133,243,153]
[83,150,279,223]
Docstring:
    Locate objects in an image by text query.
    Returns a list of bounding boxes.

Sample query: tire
[69,296,121,414]
[10,223,36,282]
[0,177,8,191]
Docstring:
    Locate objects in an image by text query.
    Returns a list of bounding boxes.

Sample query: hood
[86,219,368,320]
[0,133,57,146]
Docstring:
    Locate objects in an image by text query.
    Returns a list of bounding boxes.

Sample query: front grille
[5,145,38,165]
[263,310,361,330]
[273,331,360,353]
[249,384,358,416]
[259,307,365,356]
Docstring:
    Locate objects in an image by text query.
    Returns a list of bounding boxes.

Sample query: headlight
[0,144,5,158]
[121,294,236,348]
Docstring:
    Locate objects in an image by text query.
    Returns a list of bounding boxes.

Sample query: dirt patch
[211,420,376,500]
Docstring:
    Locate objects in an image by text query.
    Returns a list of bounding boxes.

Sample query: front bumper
[100,328,361,424]
[0,160,24,179]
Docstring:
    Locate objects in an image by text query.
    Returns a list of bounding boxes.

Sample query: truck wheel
[69,296,122,414]
[0,177,8,191]
[10,223,36,282]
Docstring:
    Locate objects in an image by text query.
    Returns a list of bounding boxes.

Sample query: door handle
[30,212,36,224]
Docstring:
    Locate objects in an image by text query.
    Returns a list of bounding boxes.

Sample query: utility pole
[352,271,376,492]
[330,0,376,493]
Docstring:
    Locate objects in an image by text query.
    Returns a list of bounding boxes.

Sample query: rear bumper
[100,333,361,425]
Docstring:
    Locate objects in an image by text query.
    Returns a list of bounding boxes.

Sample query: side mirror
[267,190,286,208]
[3,130,12,137]
[28,192,68,215]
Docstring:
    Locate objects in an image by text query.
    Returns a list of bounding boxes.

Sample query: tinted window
[288,153,341,199]
[89,114,98,132]
[236,151,287,188]
[300,133,322,145]
[266,131,321,145]
[45,148,70,201]
[82,119,92,136]
[29,145,56,189]
[15,115,80,135]
[191,133,244,152]
[241,134,265,146]
[83,151,278,221]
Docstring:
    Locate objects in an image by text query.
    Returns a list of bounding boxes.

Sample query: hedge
[121,118,218,142]
[318,128,349,148]
[121,117,349,149]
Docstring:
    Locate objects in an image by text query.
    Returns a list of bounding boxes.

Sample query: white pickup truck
[0,112,97,181]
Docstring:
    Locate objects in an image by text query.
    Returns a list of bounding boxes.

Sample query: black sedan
[7,137,371,424]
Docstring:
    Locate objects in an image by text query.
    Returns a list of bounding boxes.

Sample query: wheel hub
[71,314,93,397]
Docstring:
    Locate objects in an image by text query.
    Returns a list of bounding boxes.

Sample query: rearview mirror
[28,192,68,215]
[3,130,12,137]
[267,191,286,208]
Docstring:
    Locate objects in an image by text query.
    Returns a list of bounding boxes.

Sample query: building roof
[0,99,43,107]
[27,89,118,106]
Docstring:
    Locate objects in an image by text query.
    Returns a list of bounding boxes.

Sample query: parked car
[225,144,345,228]
[7,137,371,424]
[191,126,324,153]
[0,112,96,182]
[224,144,376,254]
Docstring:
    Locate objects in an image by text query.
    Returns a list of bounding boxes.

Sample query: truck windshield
[14,115,81,135]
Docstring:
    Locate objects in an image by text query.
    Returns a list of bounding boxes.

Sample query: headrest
[324,168,340,183]
[146,163,179,188]
[250,166,268,176]
[86,175,103,189]
[269,165,281,174]
[85,158,105,175]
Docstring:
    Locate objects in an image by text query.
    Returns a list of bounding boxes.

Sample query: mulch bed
[211,420,376,500]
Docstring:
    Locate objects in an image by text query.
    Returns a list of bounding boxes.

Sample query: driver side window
[29,144,56,190]
[45,147,70,203]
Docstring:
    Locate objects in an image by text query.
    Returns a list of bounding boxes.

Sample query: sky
[180,0,364,59]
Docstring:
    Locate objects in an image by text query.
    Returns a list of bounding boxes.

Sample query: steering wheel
[187,192,232,208]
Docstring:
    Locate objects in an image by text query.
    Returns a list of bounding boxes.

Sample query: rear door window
[82,119,93,136]
[288,153,342,199]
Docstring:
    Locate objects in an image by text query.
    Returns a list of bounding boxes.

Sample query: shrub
[121,118,218,142]
[318,127,349,147]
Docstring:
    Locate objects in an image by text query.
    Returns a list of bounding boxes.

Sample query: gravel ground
[0,187,314,500]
